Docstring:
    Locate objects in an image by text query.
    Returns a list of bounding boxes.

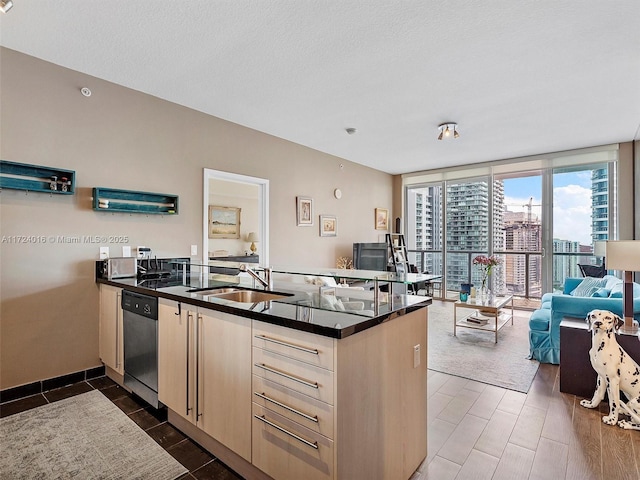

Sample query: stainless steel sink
[189,287,291,303]
[210,290,290,303]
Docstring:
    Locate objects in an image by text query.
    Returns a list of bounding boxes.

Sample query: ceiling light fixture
[0,0,13,13]
[345,127,357,135]
[437,123,459,140]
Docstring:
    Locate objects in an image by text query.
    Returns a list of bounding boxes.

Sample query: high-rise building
[504,211,542,297]
[407,180,505,293]
[553,239,581,290]
[591,167,608,243]
[406,185,441,274]
[445,180,505,292]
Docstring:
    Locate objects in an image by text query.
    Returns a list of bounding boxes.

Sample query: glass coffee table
[453,295,514,343]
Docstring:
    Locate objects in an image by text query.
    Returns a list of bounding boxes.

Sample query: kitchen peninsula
[97,262,431,480]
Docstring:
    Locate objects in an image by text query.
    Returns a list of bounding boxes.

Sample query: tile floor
[3,366,640,479]
[411,364,640,480]
[0,377,242,480]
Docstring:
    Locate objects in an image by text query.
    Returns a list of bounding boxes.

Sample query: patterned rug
[0,389,187,480]
[428,302,540,393]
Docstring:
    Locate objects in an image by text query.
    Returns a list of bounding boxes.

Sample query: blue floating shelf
[93,187,179,215]
[0,160,76,194]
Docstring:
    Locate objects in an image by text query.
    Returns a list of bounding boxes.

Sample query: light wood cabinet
[158,299,192,422]
[159,298,428,480]
[252,307,428,480]
[252,321,336,480]
[335,308,428,480]
[158,299,252,461]
[98,284,123,375]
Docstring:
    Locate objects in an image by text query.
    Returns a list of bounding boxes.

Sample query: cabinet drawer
[253,347,334,405]
[252,375,334,438]
[253,321,335,371]
[252,404,334,480]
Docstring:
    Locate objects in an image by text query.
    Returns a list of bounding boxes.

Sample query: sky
[503,172,594,246]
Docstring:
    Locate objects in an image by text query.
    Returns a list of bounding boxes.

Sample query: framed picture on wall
[320,215,337,237]
[209,206,241,238]
[296,196,313,226]
[375,208,389,230]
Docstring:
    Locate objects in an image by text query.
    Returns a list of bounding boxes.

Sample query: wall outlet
[190,244,198,256]
[413,344,421,368]
[99,247,109,259]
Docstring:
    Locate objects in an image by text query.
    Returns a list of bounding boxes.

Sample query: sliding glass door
[495,173,543,303]
[551,164,611,291]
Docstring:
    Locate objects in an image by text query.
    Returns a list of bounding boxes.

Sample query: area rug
[427,302,539,393]
[0,389,188,480]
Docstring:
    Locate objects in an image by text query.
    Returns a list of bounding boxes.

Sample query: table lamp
[593,241,606,267]
[247,232,259,255]
[605,240,640,334]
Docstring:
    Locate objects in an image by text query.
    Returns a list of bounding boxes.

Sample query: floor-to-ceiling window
[495,172,543,303]
[404,146,618,306]
[445,178,491,298]
[550,164,611,292]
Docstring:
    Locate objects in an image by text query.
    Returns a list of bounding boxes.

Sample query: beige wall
[0,48,393,389]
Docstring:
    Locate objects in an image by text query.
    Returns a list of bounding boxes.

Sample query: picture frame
[375,208,389,230]
[320,215,337,237]
[208,205,241,239]
[296,196,313,226]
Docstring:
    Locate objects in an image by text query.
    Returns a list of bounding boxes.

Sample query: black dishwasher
[122,290,160,408]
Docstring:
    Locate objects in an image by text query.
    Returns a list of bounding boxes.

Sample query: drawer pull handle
[254,414,319,450]
[254,392,319,423]
[254,363,319,389]
[255,334,319,355]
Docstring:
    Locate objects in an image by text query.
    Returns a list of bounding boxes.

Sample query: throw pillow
[610,282,640,298]
[591,287,611,298]
[571,277,606,297]
[603,275,622,290]
[609,283,623,298]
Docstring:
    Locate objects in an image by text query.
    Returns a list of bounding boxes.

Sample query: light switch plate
[413,344,420,368]
[122,246,131,257]
[99,247,109,259]
[190,244,198,256]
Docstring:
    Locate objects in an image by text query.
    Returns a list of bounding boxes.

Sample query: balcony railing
[406,249,603,309]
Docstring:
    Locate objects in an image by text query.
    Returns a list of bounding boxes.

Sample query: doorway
[202,169,269,266]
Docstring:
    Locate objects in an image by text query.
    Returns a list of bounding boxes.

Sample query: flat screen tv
[353,242,388,271]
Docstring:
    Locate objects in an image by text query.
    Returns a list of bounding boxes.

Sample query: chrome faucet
[239,264,273,290]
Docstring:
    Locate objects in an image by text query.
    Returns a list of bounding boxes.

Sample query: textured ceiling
[1,1,639,174]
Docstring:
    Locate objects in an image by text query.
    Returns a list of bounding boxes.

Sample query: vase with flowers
[473,254,501,301]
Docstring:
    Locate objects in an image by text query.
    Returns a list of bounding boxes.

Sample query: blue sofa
[528,275,640,364]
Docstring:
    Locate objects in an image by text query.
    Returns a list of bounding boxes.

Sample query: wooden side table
[453,296,514,343]
[560,318,640,398]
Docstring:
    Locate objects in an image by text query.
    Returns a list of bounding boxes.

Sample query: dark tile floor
[0,377,244,480]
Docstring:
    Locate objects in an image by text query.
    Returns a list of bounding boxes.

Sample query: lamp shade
[593,241,607,257]
[605,240,640,270]
[247,232,259,242]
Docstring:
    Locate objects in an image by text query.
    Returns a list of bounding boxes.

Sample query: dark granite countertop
[96,274,431,339]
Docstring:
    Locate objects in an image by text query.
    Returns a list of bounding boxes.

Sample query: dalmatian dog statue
[579,309,640,430]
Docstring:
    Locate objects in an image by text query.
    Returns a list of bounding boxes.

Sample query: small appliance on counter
[103,257,137,279]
